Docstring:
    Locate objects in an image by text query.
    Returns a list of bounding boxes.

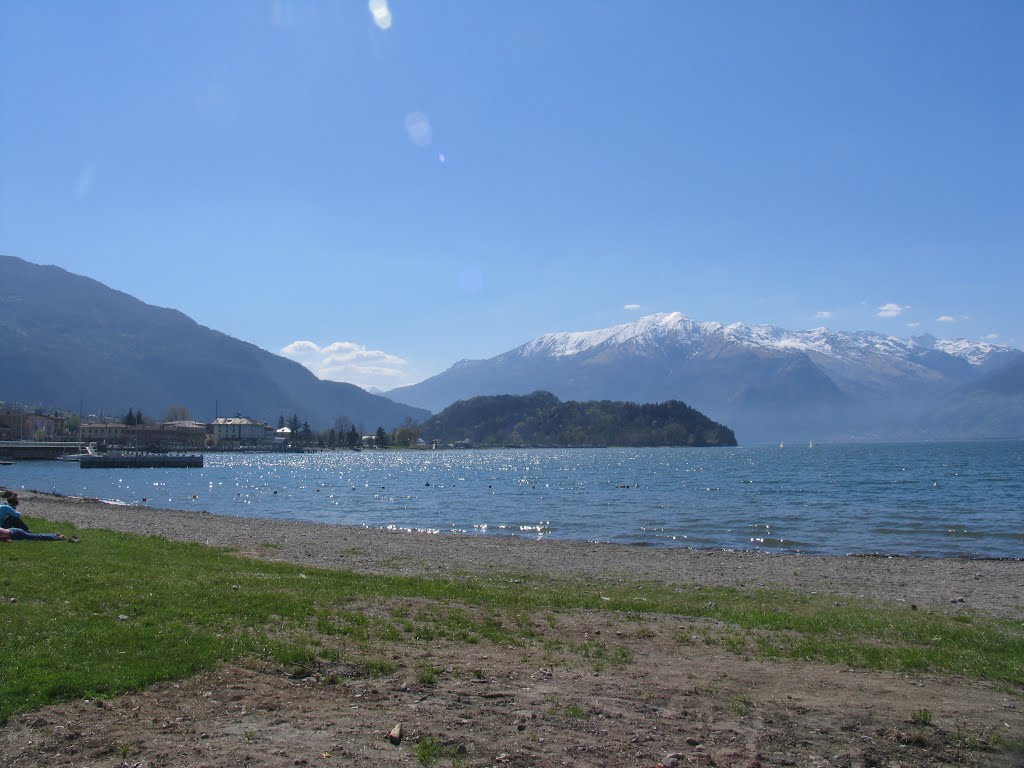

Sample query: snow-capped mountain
[515,312,1010,371]
[516,312,723,358]
[387,313,1023,443]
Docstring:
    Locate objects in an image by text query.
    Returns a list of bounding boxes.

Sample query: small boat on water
[56,444,100,462]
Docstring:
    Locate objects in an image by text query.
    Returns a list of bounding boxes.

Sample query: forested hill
[420,391,738,447]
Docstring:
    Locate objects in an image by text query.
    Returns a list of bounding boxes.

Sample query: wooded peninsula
[419,391,737,448]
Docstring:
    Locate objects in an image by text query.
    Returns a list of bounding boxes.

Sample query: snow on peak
[507,313,1019,370]
[932,338,1009,366]
[516,312,720,358]
[511,312,1015,366]
[720,323,1012,366]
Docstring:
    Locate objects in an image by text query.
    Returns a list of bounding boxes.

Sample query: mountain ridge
[510,312,1014,369]
[0,255,428,430]
[6,255,1018,443]
[388,312,1023,443]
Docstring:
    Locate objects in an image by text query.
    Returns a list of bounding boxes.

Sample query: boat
[779,441,784,449]
[56,444,100,462]
[809,441,814,448]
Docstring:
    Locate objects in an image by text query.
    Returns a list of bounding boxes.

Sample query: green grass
[416,665,442,686]
[910,708,933,726]
[567,639,635,671]
[563,703,589,719]
[2,518,1023,723]
[415,735,463,767]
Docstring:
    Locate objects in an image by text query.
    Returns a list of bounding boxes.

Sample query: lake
[5,442,1022,558]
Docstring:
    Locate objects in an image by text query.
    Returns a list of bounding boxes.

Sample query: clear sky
[1,1,1021,391]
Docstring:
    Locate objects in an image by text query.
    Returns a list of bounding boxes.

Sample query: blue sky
[1,1,1021,391]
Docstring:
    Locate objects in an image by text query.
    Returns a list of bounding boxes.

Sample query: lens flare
[368,0,392,29]
[404,112,432,147]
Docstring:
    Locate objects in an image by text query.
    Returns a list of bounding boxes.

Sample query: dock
[80,454,203,469]
[0,441,85,460]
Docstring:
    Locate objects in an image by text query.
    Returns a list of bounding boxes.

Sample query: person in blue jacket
[0,489,28,530]
[0,490,77,541]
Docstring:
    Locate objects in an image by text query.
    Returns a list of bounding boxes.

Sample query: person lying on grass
[0,490,79,542]
[0,525,73,542]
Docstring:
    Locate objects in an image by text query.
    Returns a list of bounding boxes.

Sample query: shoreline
[17,489,1024,619]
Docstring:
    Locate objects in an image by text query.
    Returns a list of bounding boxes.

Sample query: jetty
[0,441,85,460]
[80,453,203,469]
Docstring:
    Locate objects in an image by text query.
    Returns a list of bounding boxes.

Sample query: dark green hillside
[420,391,737,447]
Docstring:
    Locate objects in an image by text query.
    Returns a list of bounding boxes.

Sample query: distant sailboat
[779,441,784,449]
[808,441,814,448]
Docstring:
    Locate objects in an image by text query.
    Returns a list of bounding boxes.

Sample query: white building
[212,417,274,446]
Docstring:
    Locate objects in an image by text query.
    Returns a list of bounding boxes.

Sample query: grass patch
[910,708,933,726]
[416,664,442,686]
[732,694,755,716]
[563,703,589,719]
[568,639,635,671]
[416,735,463,767]
[3,520,1024,723]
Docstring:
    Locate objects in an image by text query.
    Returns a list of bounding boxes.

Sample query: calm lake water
[6,442,1023,558]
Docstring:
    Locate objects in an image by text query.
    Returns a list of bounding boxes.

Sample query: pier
[80,453,203,469]
[0,441,83,460]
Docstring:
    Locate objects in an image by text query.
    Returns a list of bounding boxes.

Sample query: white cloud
[280,340,320,357]
[907,322,922,328]
[624,304,641,311]
[280,340,409,391]
[876,303,908,318]
[984,333,999,340]
[936,315,956,323]
[815,310,831,319]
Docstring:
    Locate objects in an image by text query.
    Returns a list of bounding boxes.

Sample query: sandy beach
[4,490,1024,767]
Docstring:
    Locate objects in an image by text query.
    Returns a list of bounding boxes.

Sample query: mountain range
[5,254,1021,443]
[387,312,1024,443]
[0,255,428,430]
